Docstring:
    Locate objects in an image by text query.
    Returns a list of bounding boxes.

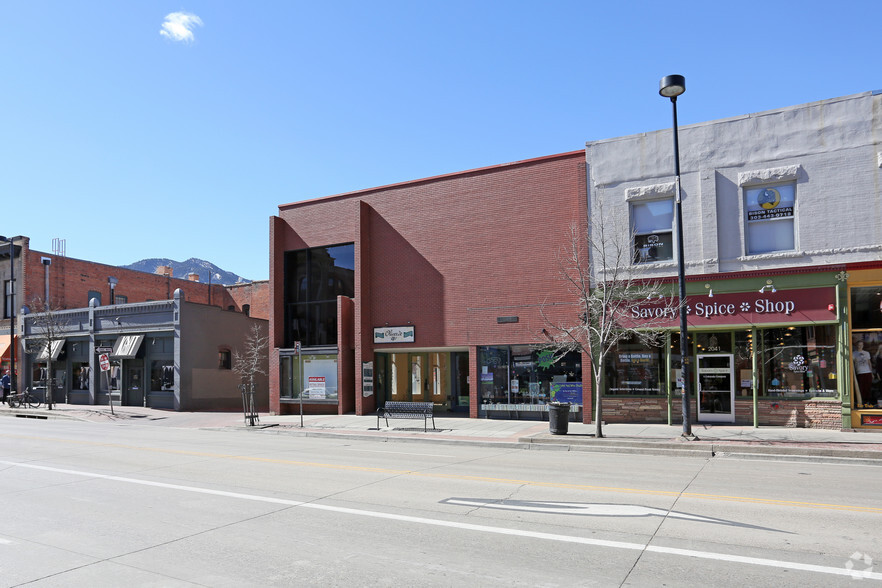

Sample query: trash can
[548,402,570,435]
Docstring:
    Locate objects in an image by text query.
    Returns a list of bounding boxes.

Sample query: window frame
[631,197,675,264]
[744,181,797,255]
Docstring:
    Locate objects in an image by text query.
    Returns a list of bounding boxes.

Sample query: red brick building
[1,236,268,390]
[269,151,592,420]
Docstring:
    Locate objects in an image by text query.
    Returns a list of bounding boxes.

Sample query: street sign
[99,353,110,372]
[96,346,113,353]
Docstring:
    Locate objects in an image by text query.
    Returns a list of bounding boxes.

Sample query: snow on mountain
[121,258,248,285]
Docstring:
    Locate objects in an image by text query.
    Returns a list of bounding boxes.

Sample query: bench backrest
[383,401,434,412]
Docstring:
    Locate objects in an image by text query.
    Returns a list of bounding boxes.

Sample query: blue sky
[2,1,879,281]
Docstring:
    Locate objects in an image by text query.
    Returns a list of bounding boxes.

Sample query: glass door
[124,363,144,406]
[697,354,735,423]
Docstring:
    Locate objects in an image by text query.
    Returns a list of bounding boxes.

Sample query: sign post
[294,342,303,428]
[99,353,114,415]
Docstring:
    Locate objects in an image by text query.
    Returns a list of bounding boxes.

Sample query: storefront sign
[625,287,836,329]
[550,382,582,404]
[373,326,415,344]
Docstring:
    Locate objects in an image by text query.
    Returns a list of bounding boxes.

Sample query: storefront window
[279,353,338,401]
[734,330,754,398]
[605,336,665,395]
[72,363,91,391]
[759,326,837,398]
[851,286,882,407]
[150,360,175,391]
[478,346,582,405]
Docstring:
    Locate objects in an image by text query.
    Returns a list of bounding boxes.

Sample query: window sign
[362,362,374,397]
[745,184,795,254]
[632,199,674,263]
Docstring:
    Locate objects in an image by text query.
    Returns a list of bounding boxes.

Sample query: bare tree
[24,298,71,411]
[541,195,677,438]
[233,323,269,426]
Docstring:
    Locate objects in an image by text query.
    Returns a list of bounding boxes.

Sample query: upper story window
[4,280,14,319]
[744,183,795,255]
[88,290,102,306]
[632,198,674,264]
[284,243,355,348]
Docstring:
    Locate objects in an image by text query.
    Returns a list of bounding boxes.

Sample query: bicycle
[6,388,43,409]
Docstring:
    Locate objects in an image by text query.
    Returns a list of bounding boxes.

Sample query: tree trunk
[594,363,604,438]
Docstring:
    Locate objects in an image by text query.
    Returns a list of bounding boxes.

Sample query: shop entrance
[124,363,144,406]
[377,351,466,411]
[696,354,735,423]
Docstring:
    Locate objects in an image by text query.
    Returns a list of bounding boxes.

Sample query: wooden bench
[377,401,436,431]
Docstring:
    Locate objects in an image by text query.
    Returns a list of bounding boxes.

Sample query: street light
[658,75,694,438]
[0,235,24,395]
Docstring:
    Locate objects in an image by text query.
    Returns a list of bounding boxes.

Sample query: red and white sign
[99,353,111,372]
[625,287,837,329]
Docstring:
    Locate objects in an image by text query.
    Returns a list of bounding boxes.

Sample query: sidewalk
[3,403,882,464]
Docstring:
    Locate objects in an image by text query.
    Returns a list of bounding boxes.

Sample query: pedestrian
[1,369,10,405]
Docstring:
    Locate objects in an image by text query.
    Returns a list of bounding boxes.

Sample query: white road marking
[443,498,722,522]
[4,460,878,580]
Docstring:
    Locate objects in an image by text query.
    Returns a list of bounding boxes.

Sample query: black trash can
[548,402,570,435]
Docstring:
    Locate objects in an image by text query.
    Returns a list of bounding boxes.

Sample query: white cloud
[160,12,203,43]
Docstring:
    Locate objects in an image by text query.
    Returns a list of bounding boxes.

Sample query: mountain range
[121,258,248,285]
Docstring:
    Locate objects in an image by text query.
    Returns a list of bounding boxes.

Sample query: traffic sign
[99,353,110,372]
[96,346,113,353]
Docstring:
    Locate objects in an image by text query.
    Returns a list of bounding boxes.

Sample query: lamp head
[659,74,686,98]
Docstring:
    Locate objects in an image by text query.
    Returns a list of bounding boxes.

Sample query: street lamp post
[1,235,24,394]
[658,75,694,438]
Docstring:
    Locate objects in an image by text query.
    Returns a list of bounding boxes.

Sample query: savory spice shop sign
[626,287,836,329]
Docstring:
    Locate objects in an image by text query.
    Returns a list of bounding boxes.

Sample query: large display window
[279,353,339,401]
[283,243,354,348]
[758,326,837,398]
[851,285,882,409]
[478,345,582,405]
[605,336,665,396]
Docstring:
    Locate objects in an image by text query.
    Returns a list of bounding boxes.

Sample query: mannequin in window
[853,341,874,405]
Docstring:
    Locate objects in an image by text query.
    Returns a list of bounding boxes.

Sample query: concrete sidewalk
[3,403,882,463]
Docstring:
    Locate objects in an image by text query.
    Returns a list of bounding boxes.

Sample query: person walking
[1,369,10,405]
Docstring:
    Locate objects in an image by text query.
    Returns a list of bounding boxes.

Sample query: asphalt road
[2,418,881,587]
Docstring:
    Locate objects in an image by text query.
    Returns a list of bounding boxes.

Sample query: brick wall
[22,248,237,312]
[225,280,270,319]
[274,151,587,348]
[271,151,589,412]
[602,397,842,430]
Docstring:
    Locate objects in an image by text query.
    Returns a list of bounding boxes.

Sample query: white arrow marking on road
[443,498,722,522]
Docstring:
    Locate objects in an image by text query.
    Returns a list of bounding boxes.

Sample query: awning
[112,334,144,359]
[36,339,65,361]
[0,335,11,360]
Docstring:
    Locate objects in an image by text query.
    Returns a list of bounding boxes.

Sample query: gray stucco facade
[585,90,882,429]
[20,289,268,412]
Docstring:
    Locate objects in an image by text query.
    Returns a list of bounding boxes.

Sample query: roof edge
[278,149,585,210]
